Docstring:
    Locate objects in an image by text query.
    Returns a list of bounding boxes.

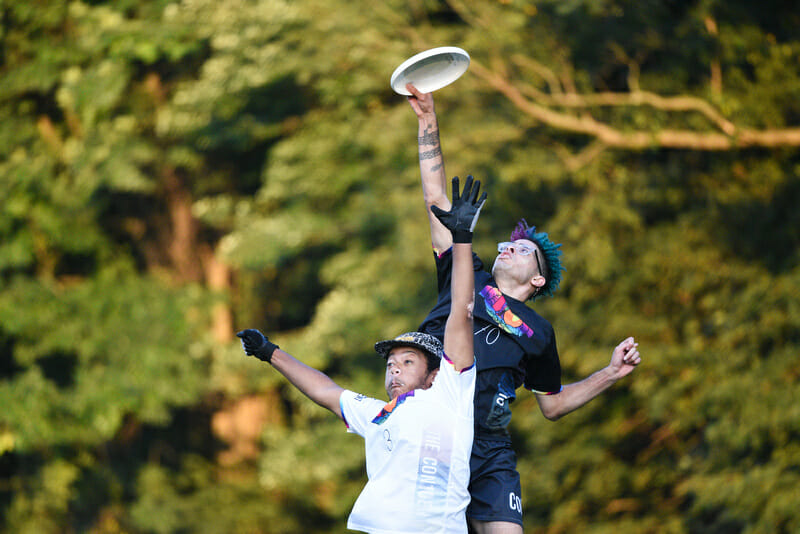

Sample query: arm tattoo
[418,126,440,146]
[419,147,442,161]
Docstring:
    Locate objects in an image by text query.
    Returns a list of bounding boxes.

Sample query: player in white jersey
[238,175,487,533]
[341,331,474,534]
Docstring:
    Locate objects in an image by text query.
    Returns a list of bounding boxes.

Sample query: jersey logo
[509,492,523,515]
[371,390,415,424]
[480,285,534,338]
[485,374,516,430]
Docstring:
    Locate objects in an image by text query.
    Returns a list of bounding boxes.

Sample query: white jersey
[340,354,475,534]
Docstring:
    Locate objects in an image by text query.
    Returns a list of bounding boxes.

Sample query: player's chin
[493,256,511,268]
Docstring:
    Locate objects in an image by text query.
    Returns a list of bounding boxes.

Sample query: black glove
[236,329,279,363]
[431,175,487,243]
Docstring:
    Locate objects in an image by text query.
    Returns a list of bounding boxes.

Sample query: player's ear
[530,274,546,290]
[425,368,439,388]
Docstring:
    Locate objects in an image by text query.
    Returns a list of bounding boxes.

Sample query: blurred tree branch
[441,1,800,171]
[470,59,800,151]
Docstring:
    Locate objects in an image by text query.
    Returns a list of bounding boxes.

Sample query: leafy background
[1,1,799,532]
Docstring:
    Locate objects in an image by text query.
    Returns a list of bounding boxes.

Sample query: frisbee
[390,47,470,96]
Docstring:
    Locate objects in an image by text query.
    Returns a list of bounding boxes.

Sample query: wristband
[452,230,473,243]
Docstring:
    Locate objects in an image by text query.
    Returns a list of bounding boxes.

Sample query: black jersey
[418,248,562,441]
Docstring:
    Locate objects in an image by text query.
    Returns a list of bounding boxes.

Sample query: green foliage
[1,0,799,532]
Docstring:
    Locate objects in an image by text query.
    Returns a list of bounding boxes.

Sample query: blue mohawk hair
[511,219,564,300]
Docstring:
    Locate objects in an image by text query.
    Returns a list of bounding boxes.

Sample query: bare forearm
[538,337,641,420]
[443,243,475,371]
[270,349,344,418]
[417,116,452,251]
[418,116,447,194]
[537,366,618,421]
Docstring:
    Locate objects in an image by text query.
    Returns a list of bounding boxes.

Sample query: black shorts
[466,437,523,526]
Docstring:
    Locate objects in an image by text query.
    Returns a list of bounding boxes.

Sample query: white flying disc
[390,47,470,96]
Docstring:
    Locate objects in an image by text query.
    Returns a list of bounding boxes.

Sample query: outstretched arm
[432,176,487,371]
[237,329,344,419]
[445,242,474,372]
[407,83,453,253]
[535,337,641,421]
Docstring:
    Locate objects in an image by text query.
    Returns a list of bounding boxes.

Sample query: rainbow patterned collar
[480,285,534,338]
[371,390,415,424]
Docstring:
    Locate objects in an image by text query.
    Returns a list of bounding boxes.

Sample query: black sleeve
[523,324,562,394]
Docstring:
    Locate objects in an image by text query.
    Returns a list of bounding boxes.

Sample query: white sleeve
[339,390,385,437]
[430,353,476,417]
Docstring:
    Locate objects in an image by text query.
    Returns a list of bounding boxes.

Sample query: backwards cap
[511,219,564,300]
[374,332,443,366]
